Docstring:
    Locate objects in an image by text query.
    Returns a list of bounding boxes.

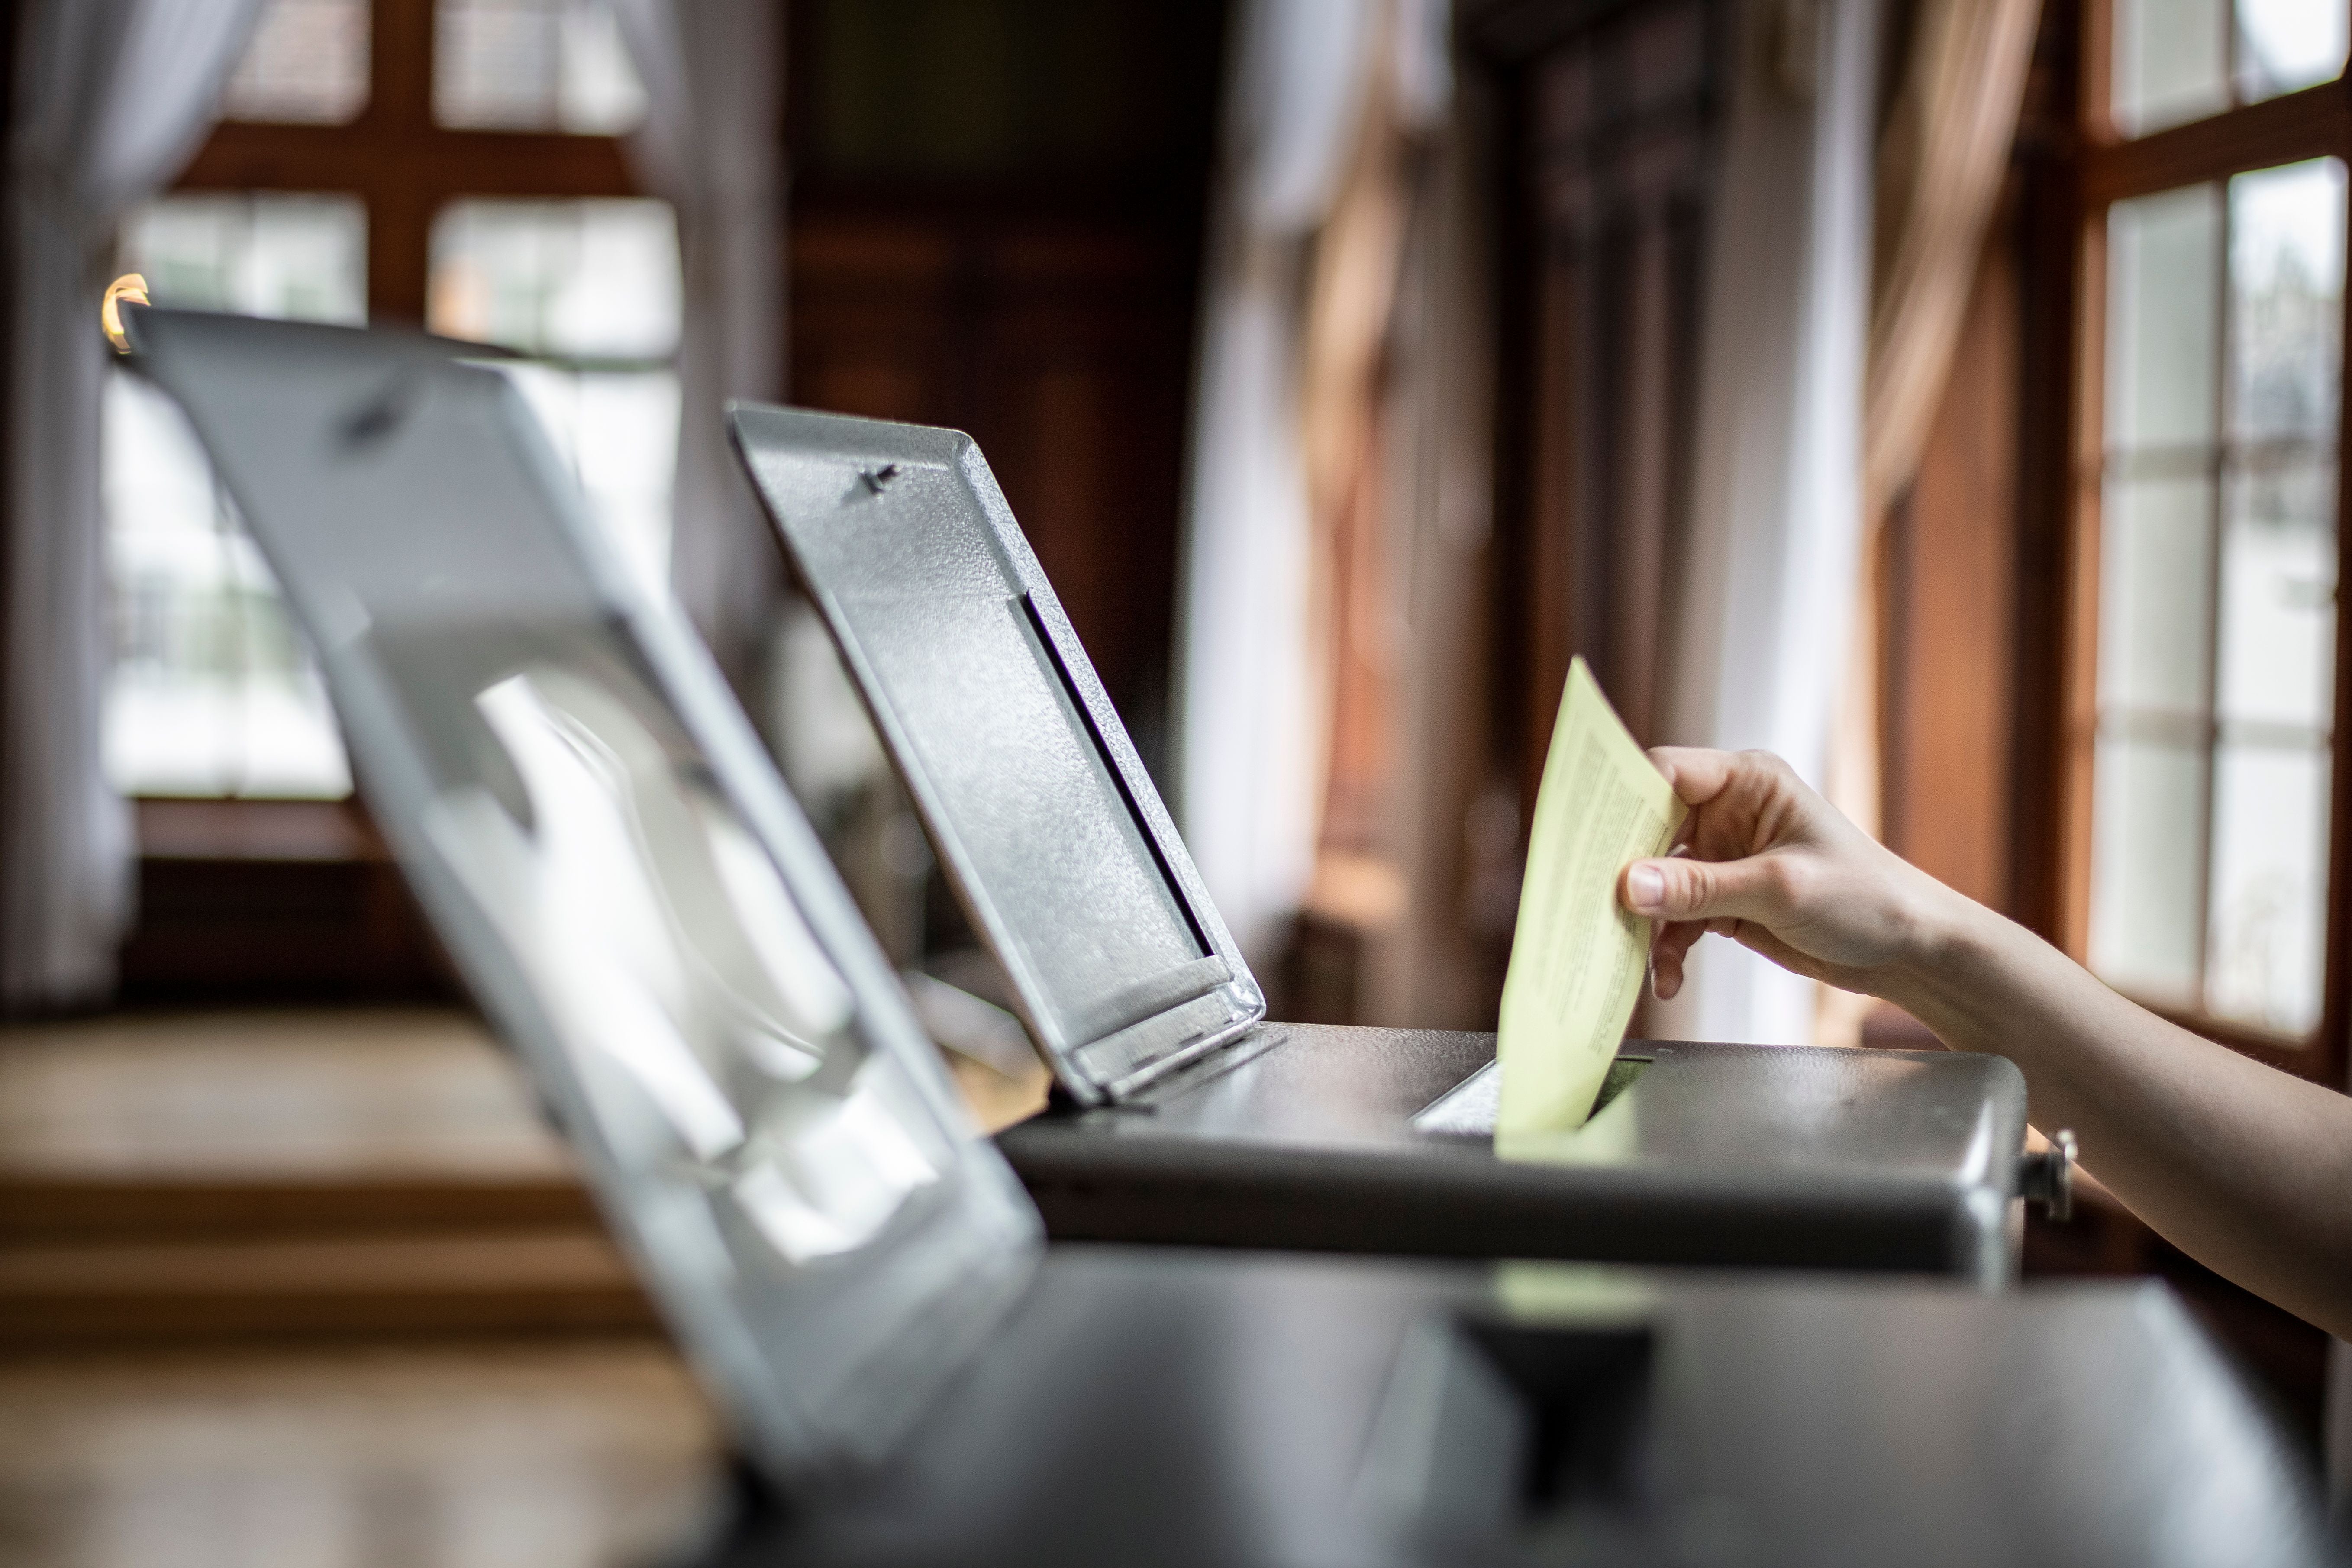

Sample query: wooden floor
[0,1005,1051,1567]
[0,1007,571,1179]
[0,1342,724,1568]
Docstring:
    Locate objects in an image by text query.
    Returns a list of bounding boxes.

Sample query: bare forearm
[1884,896,2352,1337]
[1623,746,2352,1335]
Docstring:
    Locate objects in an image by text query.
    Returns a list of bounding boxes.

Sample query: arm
[1621,745,2352,1339]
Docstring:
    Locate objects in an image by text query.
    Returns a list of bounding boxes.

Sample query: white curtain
[2,0,265,1011]
[1650,0,1880,1047]
[610,0,784,684]
[1175,0,1383,966]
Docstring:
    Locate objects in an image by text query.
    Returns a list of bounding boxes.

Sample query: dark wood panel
[784,2,1223,781]
[178,125,635,200]
[1884,239,2021,913]
[789,213,1200,775]
[2007,1,2087,951]
[1481,0,1722,820]
[119,800,461,1003]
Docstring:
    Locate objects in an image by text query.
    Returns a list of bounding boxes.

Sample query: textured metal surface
[729,405,1263,1101]
[838,587,1210,1045]
[700,1248,2326,1568]
[127,311,1044,1489]
[1002,1032,2028,1281]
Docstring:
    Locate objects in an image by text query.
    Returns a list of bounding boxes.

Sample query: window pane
[2113,0,2231,136]
[106,194,364,799]
[428,197,680,360]
[2229,158,2344,445]
[2109,183,2223,452]
[2207,743,2329,1032]
[105,379,354,798]
[2100,474,2218,716]
[431,199,682,596]
[121,194,366,323]
[2216,457,2336,730]
[433,0,647,133]
[2237,0,2349,103]
[2089,736,2208,1008]
[221,0,370,125]
[2113,0,2345,134]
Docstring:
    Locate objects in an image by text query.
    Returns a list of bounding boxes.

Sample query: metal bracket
[2019,1129,2077,1222]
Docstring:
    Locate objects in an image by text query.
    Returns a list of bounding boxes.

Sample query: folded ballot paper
[1497,658,1688,1139]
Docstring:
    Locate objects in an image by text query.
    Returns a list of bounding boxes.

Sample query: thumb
[1621,854,1795,927]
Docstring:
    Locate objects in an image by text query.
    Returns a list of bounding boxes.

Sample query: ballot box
[729,404,2062,1284]
[123,313,2322,1568]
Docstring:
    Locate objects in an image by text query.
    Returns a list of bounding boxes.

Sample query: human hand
[1619,748,1965,1001]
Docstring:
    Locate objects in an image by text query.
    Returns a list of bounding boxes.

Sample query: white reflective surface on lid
[429,661,947,1268]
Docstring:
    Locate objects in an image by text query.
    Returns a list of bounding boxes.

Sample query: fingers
[1645,746,1733,806]
[1731,923,1836,986]
[1655,919,1839,998]
[1622,851,1801,928]
[1649,918,1703,999]
[1644,746,1794,809]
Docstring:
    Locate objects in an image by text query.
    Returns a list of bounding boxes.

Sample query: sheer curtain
[2,0,265,1011]
[610,0,784,687]
[1820,0,2040,1045]
[1649,0,1880,1047]
[1175,0,1384,967]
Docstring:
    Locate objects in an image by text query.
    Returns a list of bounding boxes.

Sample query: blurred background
[1,0,2349,1562]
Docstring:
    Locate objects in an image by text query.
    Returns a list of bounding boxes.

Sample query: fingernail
[1626,862,1665,912]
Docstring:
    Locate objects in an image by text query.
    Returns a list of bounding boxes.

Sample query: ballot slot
[1410,1056,1652,1142]
[1359,1315,1661,1546]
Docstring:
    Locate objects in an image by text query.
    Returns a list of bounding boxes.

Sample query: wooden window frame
[2059,0,2352,1083]
[140,0,638,860]
[180,0,635,323]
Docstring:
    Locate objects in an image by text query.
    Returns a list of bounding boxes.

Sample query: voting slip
[1497,658,1687,1138]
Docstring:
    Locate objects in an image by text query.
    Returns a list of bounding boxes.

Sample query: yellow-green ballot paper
[1497,657,1688,1137]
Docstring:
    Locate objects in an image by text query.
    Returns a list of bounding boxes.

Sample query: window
[107,195,366,797]
[426,196,681,586]
[2111,0,2348,135]
[2072,0,2352,1065]
[108,0,668,801]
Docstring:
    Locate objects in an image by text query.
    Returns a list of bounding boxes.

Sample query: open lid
[123,310,1042,1491]
[728,404,1265,1106]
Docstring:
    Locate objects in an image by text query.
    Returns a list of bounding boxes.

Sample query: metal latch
[2019,1129,2077,1222]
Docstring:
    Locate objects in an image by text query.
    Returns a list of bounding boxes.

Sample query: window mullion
[2326,137,2352,1083]
[2195,187,2233,1010]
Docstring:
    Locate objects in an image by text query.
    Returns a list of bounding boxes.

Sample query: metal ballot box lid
[728,403,1263,1105]
[729,403,2045,1284]
[123,309,1042,1487]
